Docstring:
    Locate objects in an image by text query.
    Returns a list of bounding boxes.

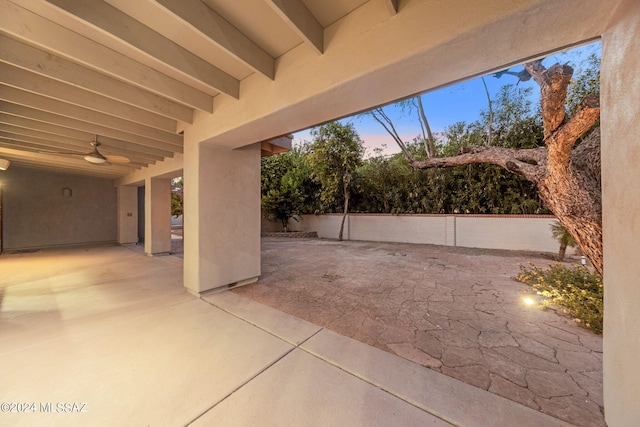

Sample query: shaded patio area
[1,244,572,426]
[233,238,604,426]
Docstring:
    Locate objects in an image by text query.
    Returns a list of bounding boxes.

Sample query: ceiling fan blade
[37,138,130,166]
[104,155,130,164]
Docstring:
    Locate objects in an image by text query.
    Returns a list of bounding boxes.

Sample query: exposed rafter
[155,0,275,80]
[0,125,163,164]
[0,0,214,112]
[0,146,136,178]
[0,0,374,179]
[0,63,176,132]
[0,137,147,168]
[0,34,193,123]
[43,0,240,98]
[0,114,173,159]
[0,103,183,153]
[266,0,324,54]
[384,0,399,16]
[0,88,182,146]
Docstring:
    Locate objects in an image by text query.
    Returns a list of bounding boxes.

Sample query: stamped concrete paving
[233,238,604,427]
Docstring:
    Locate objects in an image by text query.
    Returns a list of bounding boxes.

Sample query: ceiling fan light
[0,158,10,170]
[84,154,107,164]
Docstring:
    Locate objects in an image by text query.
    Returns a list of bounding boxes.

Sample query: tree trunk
[338,182,349,241]
[558,241,567,262]
[536,156,603,273]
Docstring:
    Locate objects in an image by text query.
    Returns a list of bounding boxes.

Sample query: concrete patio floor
[233,238,604,427]
[0,244,576,426]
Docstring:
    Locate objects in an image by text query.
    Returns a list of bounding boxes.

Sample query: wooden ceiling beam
[0,114,172,159]
[0,34,194,123]
[0,63,177,132]
[266,0,323,54]
[0,0,214,112]
[156,0,275,79]
[0,102,183,153]
[0,86,182,146]
[0,128,159,165]
[44,0,240,98]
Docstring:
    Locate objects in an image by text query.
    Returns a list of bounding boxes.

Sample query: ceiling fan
[39,137,130,166]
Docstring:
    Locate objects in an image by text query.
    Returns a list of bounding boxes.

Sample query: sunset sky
[292,41,600,157]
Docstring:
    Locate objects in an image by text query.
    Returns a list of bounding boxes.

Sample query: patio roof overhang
[0,0,340,178]
[0,0,615,181]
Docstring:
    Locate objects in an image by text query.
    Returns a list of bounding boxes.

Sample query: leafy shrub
[515,263,603,334]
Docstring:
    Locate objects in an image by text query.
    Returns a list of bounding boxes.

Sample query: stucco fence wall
[263,213,566,254]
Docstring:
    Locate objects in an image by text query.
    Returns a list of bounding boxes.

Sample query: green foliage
[349,121,547,215]
[566,53,600,116]
[260,148,318,229]
[515,263,603,333]
[306,122,364,212]
[171,193,183,218]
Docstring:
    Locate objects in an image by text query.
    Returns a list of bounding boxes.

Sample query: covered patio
[0,0,639,425]
[1,244,570,426]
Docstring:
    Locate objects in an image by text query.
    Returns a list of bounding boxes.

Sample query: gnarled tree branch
[460,145,547,164]
[546,94,600,167]
[525,61,573,136]
[408,145,544,182]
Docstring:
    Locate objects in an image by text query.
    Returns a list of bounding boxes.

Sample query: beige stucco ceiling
[0,0,368,178]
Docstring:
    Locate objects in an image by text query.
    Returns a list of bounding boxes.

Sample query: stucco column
[601,1,640,425]
[116,185,138,244]
[183,137,261,295]
[144,176,171,255]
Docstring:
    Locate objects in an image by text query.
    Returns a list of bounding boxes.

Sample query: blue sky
[292,41,600,156]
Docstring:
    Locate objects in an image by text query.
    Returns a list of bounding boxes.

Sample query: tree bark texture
[558,242,567,262]
[407,60,603,275]
[339,181,349,241]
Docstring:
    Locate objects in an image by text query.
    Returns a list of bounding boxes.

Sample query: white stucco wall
[285,214,560,253]
[455,216,559,252]
[601,0,640,424]
[2,166,117,250]
[348,215,448,246]
[183,143,261,294]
